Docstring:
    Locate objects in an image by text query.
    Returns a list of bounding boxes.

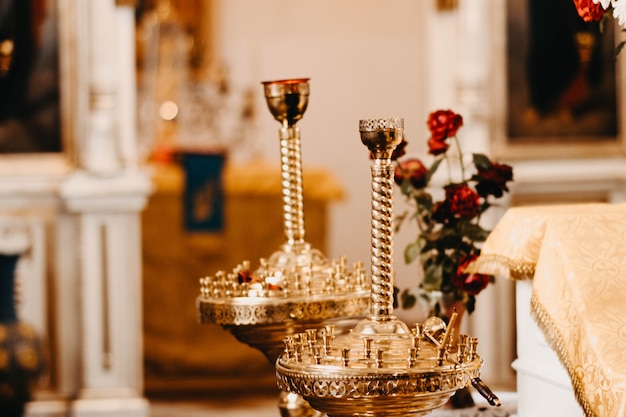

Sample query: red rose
[370,138,407,160]
[474,162,513,198]
[394,158,428,188]
[427,110,463,142]
[573,0,606,22]
[428,137,450,156]
[391,138,408,161]
[445,184,480,219]
[452,254,490,296]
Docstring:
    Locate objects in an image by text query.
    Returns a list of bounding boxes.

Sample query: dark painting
[0,0,61,153]
[507,0,618,143]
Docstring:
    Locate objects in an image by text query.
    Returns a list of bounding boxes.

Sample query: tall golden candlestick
[197,78,370,417]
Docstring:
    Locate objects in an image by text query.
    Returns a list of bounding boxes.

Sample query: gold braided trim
[469,254,535,281]
[530,292,596,417]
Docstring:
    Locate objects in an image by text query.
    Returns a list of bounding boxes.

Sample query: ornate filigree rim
[198,288,369,306]
[358,118,404,132]
[262,78,311,97]
[275,364,478,399]
[197,292,370,325]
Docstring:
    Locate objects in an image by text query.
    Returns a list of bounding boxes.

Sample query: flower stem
[452,135,466,181]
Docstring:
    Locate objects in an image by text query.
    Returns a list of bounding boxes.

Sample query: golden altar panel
[141,161,344,396]
[474,203,626,417]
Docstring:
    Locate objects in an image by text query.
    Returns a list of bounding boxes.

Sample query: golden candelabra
[274,118,500,417]
[197,78,370,417]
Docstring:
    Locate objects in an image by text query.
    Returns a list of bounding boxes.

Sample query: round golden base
[275,316,482,417]
[308,392,452,417]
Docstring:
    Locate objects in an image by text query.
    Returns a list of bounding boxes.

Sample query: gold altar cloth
[473,203,626,417]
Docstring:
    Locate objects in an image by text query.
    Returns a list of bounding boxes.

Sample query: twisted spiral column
[370,160,395,318]
[280,127,306,246]
[359,117,403,320]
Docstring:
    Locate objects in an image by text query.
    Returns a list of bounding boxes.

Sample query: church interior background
[1,0,625,416]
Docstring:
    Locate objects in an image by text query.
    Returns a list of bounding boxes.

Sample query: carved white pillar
[45,1,151,415]
[83,0,122,174]
[59,172,151,417]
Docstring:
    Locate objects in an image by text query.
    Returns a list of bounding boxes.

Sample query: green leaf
[466,295,476,314]
[420,239,440,253]
[422,262,443,291]
[414,191,433,210]
[404,242,421,264]
[600,14,607,33]
[394,211,408,233]
[426,157,443,183]
[436,229,465,250]
[460,222,491,242]
[616,41,626,60]
[472,153,491,170]
[401,289,417,309]
[420,253,438,273]
[400,178,413,195]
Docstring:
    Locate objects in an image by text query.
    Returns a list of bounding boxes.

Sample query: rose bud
[474,162,513,198]
[452,254,491,296]
[394,158,428,188]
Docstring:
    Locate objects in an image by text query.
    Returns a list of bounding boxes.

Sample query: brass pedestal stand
[275,118,500,417]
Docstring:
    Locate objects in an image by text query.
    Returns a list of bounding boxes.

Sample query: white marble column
[82,0,122,175]
[59,172,151,417]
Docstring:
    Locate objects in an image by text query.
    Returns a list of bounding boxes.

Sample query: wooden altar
[141,160,344,397]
